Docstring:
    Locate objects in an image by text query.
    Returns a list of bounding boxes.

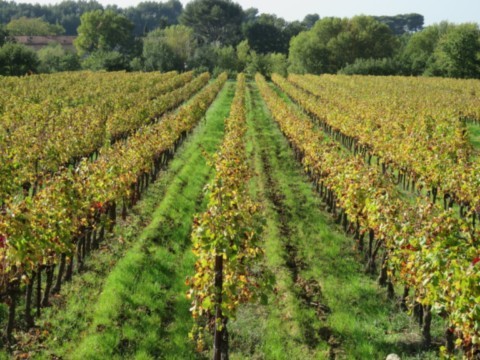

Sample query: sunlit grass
[467,122,480,152]
[228,81,441,359]
[24,82,234,359]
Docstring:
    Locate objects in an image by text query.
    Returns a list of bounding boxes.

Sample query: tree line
[0,0,182,36]
[0,0,479,79]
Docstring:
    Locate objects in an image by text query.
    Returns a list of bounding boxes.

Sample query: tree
[289,29,331,74]
[268,53,288,76]
[0,25,8,46]
[284,20,307,40]
[248,52,288,77]
[331,16,398,66]
[143,34,182,72]
[0,0,183,36]
[302,14,320,29]
[81,50,129,71]
[244,19,286,54]
[374,13,424,35]
[288,16,398,74]
[74,10,135,57]
[213,45,237,75]
[141,25,195,72]
[243,7,258,23]
[123,0,183,36]
[189,44,217,72]
[159,25,195,64]
[236,39,250,71]
[339,57,407,76]
[0,1,53,25]
[405,13,424,33]
[403,22,453,75]
[0,43,39,76]
[289,17,345,74]
[6,17,65,36]
[48,0,104,35]
[38,42,80,73]
[180,0,244,46]
[243,14,305,55]
[428,23,480,78]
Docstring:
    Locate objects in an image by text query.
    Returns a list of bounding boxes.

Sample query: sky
[16,0,480,26]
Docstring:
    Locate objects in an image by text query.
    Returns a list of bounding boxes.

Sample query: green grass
[18,82,235,359]
[467,122,480,153]
[4,79,447,359]
[270,80,425,207]
[228,81,441,359]
[70,82,235,360]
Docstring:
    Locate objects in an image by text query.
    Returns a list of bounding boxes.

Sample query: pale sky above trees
[23,0,480,25]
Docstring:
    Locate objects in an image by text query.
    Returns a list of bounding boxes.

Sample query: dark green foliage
[289,16,398,74]
[47,0,104,35]
[81,50,130,71]
[0,0,103,35]
[402,22,452,75]
[143,39,182,72]
[74,10,135,57]
[189,45,215,71]
[187,37,287,78]
[123,0,183,36]
[38,42,80,73]
[141,25,195,71]
[289,29,331,74]
[213,45,237,74]
[283,21,306,40]
[246,52,287,78]
[331,16,397,66]
[61,51,80,71]
[243,7,258,23]
[0,0,56,25]
[129,56,144,71]
[427,23,480,78]
[0,0,181,36]
[6,16,65,35]
[0,42,39,75]
[243,13,306,55]
[0,24,7,46]
[302,14,320,29]
[244,21,286,54]
[180,0,244,45]
[402,22,480,78]
[236,39,250,71]
[339,57,407,76]
[374,13,424,35]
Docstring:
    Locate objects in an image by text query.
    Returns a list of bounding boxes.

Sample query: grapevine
[187,74,268,359]
[257,73,480,356]
[0,72,228,342]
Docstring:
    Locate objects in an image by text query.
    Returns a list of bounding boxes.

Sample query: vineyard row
[0,73,228,343]
[257,73,480,356]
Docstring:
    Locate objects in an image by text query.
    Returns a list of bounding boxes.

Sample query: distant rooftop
[13,35,76,50]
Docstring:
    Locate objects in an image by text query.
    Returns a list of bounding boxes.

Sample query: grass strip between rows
[9,81,235,359]
[228,81,439,359]
[69,82,235,360]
